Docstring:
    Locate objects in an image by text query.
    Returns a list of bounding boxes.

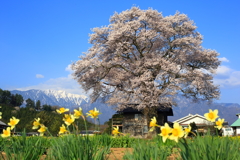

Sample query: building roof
[174,114,206,123]
[0,120,7,126]
[173,113,213,126]
[117,106,173,116]
[231,119,240,127]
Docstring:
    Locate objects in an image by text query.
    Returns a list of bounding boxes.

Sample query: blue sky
[0,0,239,104]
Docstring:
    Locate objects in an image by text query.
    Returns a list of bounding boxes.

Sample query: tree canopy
[72,7,220,111]
[0,89,24,106]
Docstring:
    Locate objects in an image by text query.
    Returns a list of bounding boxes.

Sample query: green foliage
[35,100,41,111]
[123,136,173,160]
[14,107,38,132]
[48,134,110,160]
[0,89,94,135]
[0,105,94,135]
[33,111,61,136]
[1,133,240,160]
[0,89,11,105]
[0,131,50,160]
[110,135,137,148]
[26,98,35,108]
[0,88,24,106]
[10,94,24,106]
[178,134,240,160]
[0,104,14,123]
[42,104,53,111]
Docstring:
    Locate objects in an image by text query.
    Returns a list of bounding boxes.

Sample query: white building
[173,114,214,128]
[231,113,240,136]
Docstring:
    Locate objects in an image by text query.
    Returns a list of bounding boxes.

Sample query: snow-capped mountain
[10,89,117,123]
[11,89,88,107]
[9,89,240,124]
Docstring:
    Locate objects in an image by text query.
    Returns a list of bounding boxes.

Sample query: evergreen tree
[42,104,52,111]
[26,98,35,108]
[0,88,3,103]
[0,89,11,105]
[10,94,24,106]
[36,100,41,111]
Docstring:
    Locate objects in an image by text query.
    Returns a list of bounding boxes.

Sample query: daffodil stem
[183,137,188,145]
[73,123,78,134]
[47,128,53,137]
[97,117,100,131]
[67,126,70,134]
[83,116,88,134]
[94,118,96,131]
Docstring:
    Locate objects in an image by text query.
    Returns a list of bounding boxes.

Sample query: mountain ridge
[10,89,116,123]
[10,89,240,124]
[11,89,88,107]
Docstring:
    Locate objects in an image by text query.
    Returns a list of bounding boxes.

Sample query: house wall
[236,127,240,136]
[122,113,148,137]
[122,112,166,137]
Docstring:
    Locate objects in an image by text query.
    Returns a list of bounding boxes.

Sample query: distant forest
[0,88,93,135]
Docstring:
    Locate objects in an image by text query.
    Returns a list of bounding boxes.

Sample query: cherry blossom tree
[72,7,220,113]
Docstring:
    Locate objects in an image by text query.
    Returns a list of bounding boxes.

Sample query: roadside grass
[1,133,240,160]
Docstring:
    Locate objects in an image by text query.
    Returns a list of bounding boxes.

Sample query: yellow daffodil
[159,123,172,143]
[1,127,11,138]
[59,124,68,135]
[184,125,192,138]
[86,108,101,119]
[112,126,120,135]
[74,107,84,119]
[38,124,47,136]
[0,112,2,119]
[32,118,41,129]
[149,116,160,132]
[56,107,69,114]
[215,118,224,130]
[169,123,184,143]
[8,116,20,130]
[204,109,219,122]
[63,114,75,126]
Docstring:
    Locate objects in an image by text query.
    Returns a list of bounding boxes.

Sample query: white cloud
[65,64,74,73]
[214,57,240,87]
[219,57,229,62]
[216,66,231,75]
[214,70,240,87]
[16,65,88,95]
[17,75,87,95]
[36,74,44,78]
[213,56,239,87]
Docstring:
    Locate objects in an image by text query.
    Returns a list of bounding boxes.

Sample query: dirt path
[105,148,178,160]
[2,149,179,160]
[105,148,133,160]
